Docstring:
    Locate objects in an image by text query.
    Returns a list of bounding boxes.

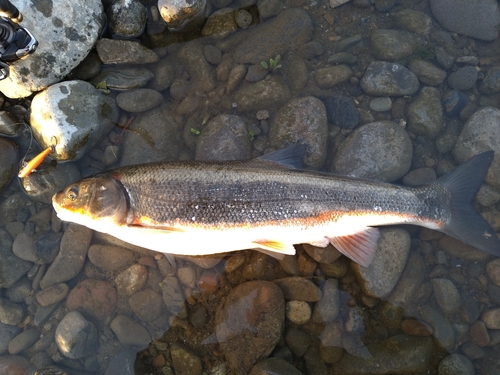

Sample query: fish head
[52,177,129,228]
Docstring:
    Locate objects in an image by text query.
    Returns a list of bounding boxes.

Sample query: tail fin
[437,151,500,256]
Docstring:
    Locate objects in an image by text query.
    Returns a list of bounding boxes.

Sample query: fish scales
[52,147,500,267]
[111,161,447,227]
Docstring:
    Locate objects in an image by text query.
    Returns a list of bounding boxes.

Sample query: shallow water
[1,0,500,374]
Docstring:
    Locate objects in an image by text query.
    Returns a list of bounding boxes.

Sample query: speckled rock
[233,8,313,65]
[274,277,322,302]
[323,95,359,129]
[408,59,447,86]
[119,101,184,165]
[285,300,311,324]
[312,278,339,323]
[371,29,418,60]
[430,0,500,41]
[248,357,302,375]
[0,298,24,326]
[352,228,411,298]
[393,9,432,35]
[419,305,455,350]
[39,224,92,289]
[0,355,36,375]
[407,86,444,138]
[30,80,119,162]
[55,311,98,359]
[0,232,31,289]
[96,38,158,65]
[447,66,478,91]
[479,66,500,95]
[216,280,284,374]
[0,0,105,98]
[88,244,136,271]
[360,61,419,96]
[66,279,117,321]
[115,264,148,296]
[453,107,500,189]
[332,121,413,182]
[269,96,327,169]
[106,0,147,39]
[314,65,352,89]
[90,67,154,90]
[432,278,460,315]
[196,114,252,161]
[234,75,291,112]
[170,343,203,375]
[110,315,151,347]
[128,288,163,322]
[482,308,500,329]
[438,353,474,375]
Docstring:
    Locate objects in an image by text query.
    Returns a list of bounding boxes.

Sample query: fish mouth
[51,193,63,217]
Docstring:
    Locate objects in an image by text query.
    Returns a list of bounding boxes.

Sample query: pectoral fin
[252,240,296,254]
[329,227,380,267]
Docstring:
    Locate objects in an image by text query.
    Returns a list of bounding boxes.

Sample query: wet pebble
[407,86,444,139]
[419,305,455,350]
[0,111,21,136]
[314,65,352,89]
[55,311,98,359]
[369,97,392,112]
[401,318,433,336]
[33,231,62,264]
[285,55,308,91]
[234,75,291,112]
[116,88,163,112]
[402,167,437,186]
[360,61,419,96]
[447,66,478,91]
[66,279,117,321]
[371,29,417,60]
[0,137,17,193]
[233,8,312,65]
[352,228,411,298]
[88,244,136,271]
[129,288,163,322]
[150,61,176,92]
[256,0,283,19]
[196,114,252,161]
[96,38,158,65]
[393,9,431,35]
[115,264,148,295]
[332,121,412,182]
[479,66,500,94]
[246,64,269,82]
[8,328,40,354]
[0,322,21,354]
[269,96,327,169]
[235,9,252,28]
[469,320,490,347]
[442,90,468,117]
[40,224,92,289]
[177,266,196,288]
[286,300,311,324]
[216,280,284,374]
[203,44,222,65]
[158,0,205,31]
[285,327,311,357]
[430,0,500,41]
[481,308,500,329]
[12,232,36,262]
[438,353,474,375]
[161,276,187,319]
[110,315,151,347]
[35,283,69,306]
[335,334,433,373]
[0,298,23,326]
[274,276,321,302]
[313,278,339,323]
[104,349,137,375]
[408,59,446,86]
[248,357,302,375]
[0,355,36,374]
[201,8,238,38]
[303,244,341,264]
[431,278,460,315]
[323,95,359,129]
[170,343,202,375]
[90,67,155,91]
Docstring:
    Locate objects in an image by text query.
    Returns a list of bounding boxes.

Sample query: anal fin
[329,227,380,267]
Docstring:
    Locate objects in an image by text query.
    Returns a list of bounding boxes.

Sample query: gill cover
[54,177,129,225]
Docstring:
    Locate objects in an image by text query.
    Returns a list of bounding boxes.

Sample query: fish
[18,145,54,178]
[51,146,500,267]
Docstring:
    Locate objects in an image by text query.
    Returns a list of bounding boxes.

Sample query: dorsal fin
[257,144,306,169]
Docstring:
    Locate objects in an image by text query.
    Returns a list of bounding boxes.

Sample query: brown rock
[216,280,285,374]
[66,279,117,321]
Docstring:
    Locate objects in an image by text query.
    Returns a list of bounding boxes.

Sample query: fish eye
[67,186,79,201]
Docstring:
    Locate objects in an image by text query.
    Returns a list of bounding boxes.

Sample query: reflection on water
[1,0,500,374]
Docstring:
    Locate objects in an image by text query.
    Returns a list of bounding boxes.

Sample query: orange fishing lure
[18,145,54,178]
